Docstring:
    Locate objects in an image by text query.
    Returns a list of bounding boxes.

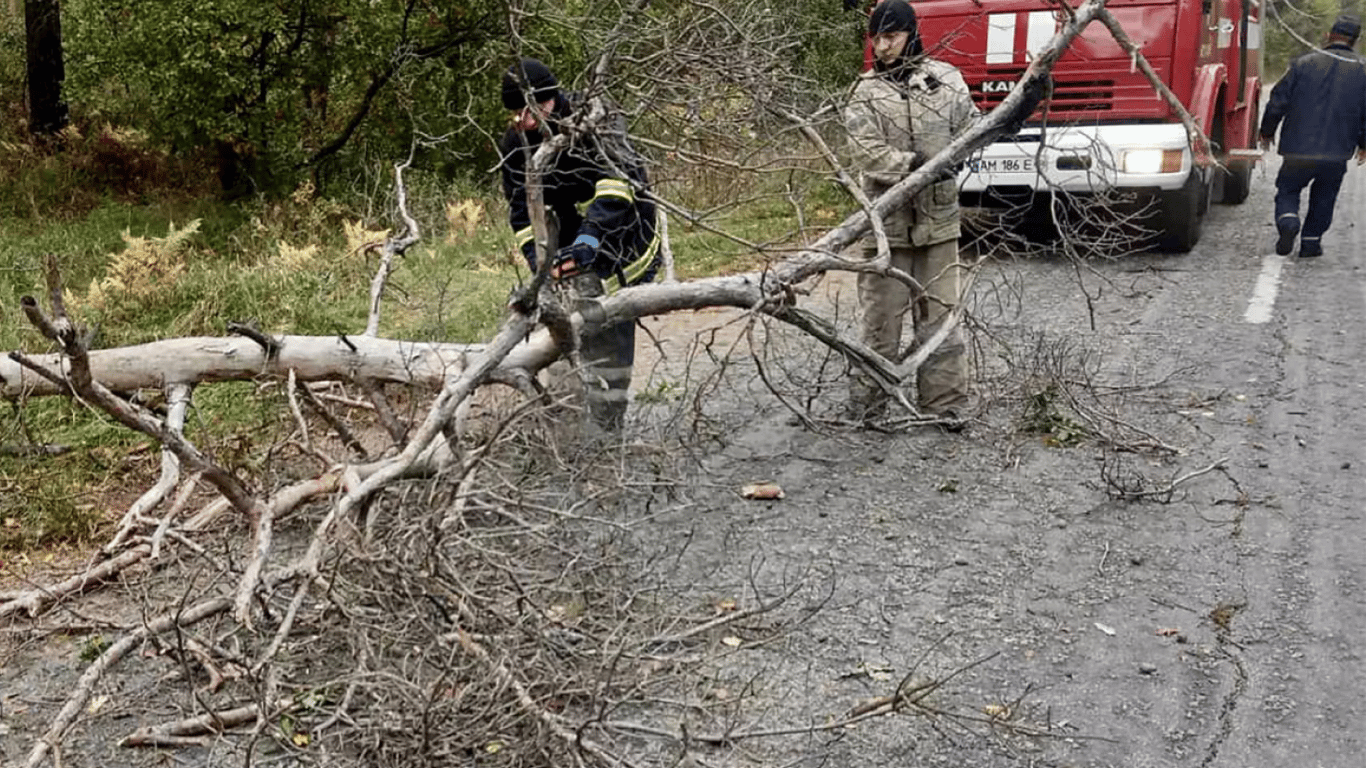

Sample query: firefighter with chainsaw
[497,58,661,431]
[842,0,978,425]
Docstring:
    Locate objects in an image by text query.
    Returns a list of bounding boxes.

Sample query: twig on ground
[119,700,292,747]
[25,597,235,768]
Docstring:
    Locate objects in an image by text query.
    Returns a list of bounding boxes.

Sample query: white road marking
[1244,253,1286,324]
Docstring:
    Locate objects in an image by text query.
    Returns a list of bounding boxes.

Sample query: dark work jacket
[498,92,659,289]
[1261,42,1366,162]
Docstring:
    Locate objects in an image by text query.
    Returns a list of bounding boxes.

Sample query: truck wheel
[1154,169,1207,253]
[1221,96,1261,206]
[1219,160,1253,205]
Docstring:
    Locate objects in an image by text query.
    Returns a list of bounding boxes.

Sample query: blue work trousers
[1275,157,1348,241]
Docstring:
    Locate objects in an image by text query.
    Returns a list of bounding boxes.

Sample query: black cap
[868,0,917,35]
[1332,13,1361,40]
[501,58,559,110]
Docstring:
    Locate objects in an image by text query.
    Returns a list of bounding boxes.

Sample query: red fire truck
[903,0,1263,251]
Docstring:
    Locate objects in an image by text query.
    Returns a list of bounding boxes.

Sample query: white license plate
[968,157,1036,173]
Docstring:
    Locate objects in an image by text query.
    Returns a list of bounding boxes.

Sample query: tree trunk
[24,0,67,136]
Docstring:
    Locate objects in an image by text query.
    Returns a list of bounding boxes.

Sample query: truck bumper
[958,123,1195,194]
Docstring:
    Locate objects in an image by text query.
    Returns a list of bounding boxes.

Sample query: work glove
[554,235,599,278]
[1003,76,1052,135]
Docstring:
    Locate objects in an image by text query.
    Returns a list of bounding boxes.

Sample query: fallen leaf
[983,703,1010,719]
[740,482,784,500]
[715,597,737,612]
[1094,622,1116,636]
[485,741,504,754]
[720,635,743,647]
[1155,627,1182,637]
[292,732,310,747]
[87,695,108,714]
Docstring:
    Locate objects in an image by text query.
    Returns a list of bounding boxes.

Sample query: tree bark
[24,0,68,136]
[0,274,776,400]
[1,332,552,398]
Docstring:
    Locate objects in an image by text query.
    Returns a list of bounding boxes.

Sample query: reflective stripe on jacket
[499,93,660,286]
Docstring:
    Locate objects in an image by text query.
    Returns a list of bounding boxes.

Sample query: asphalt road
[1193,154,1366,766]
[991,150,1366,767]
[638,151,1366,768]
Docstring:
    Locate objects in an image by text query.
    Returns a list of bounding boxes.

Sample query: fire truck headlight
[1121,149,1184,174]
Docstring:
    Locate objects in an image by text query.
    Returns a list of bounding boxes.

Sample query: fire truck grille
[975,78,1116,113]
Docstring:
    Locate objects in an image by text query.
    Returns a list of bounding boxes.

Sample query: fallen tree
[2,1,1216,765]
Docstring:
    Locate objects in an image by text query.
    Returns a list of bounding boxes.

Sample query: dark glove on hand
[554,240,597,278]
[1003,76,1052,135]
[935,163,964,182]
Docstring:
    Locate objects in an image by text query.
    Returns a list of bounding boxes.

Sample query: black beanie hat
[1331,13,1362,41]
[501,58,559,110]
[868,0,918,36]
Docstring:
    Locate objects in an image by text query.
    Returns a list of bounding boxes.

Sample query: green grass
[0,398,146,548]
[668,172,850,278]
[0,177,530,546]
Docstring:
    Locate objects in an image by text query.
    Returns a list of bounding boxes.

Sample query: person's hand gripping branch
[553,234,599,279]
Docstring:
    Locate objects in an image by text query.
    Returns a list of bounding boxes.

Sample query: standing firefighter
[1259,13,1366,258]
[497,58,661,431]
[843,0,978,424]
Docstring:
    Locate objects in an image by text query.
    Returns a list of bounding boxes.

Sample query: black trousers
[1275,156,1349,243]
[568,274,635,431]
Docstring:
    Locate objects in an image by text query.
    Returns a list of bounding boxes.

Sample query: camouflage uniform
[844,57,977,417]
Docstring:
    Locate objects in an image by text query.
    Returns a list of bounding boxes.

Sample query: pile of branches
[0,366,813,767]
[0,2,1214,763]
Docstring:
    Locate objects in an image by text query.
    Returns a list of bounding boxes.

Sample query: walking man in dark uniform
[497,58,661,431]
[1259,14,1366,258]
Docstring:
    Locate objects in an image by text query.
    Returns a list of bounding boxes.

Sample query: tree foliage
[62,0,509,195]
[46,0,865,198]
[1264,0,1366,76]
